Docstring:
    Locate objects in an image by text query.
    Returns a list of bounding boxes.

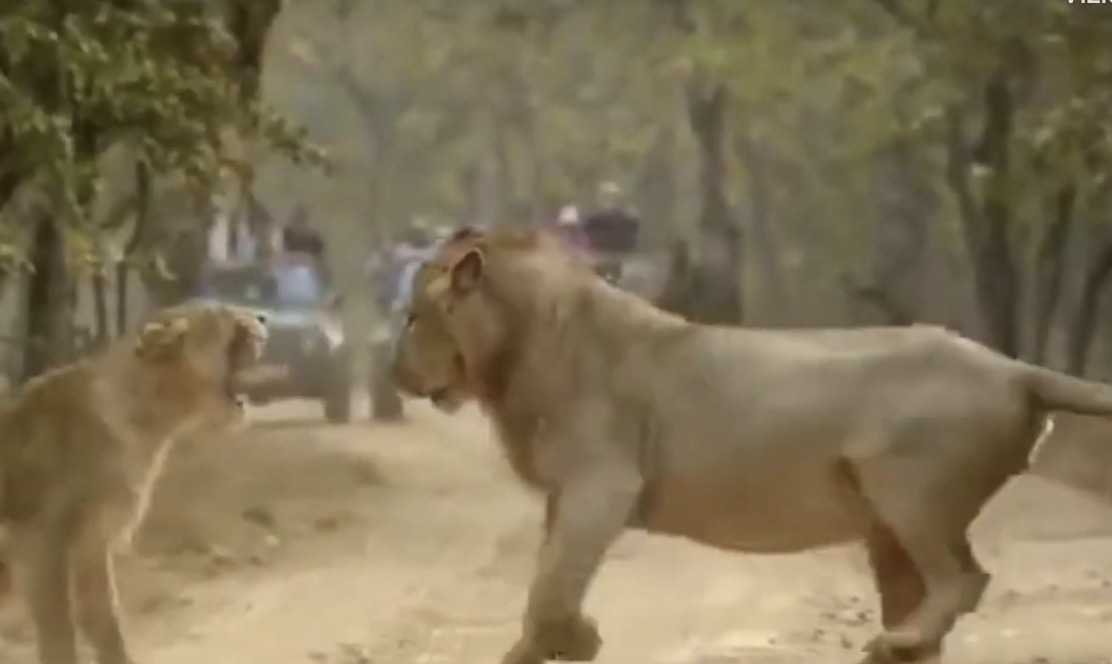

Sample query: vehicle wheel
[370,339,403,422]
[323,345,352,424]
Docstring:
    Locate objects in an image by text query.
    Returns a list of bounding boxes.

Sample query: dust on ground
[1,399,1111,664]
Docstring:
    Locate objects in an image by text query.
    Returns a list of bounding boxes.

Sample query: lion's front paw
[503,615,602,663]
[501,639,545,664]
[862,628,938,663]
[534,614,602,661]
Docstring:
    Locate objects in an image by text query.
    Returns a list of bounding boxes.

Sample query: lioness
[393,227,1112,664]
[0,303,266,664]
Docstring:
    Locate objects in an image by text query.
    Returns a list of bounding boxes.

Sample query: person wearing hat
[547,204,592,258]
[581,183,641,284]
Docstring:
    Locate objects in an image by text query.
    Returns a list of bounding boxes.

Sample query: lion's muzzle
[391,357,465,413]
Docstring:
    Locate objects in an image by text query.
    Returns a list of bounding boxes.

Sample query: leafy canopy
[0,1,324,240]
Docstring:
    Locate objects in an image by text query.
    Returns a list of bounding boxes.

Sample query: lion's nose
[256,313,267,325]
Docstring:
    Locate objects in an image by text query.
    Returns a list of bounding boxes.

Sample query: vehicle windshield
[201,262,325,309]
[274,263,323,304]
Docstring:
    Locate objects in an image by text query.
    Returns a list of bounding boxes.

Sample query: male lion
[393,227,1112,664]
[0,303,267,664]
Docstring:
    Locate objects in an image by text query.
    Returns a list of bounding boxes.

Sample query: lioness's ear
[450,249,484,295]
[135,317,189,360]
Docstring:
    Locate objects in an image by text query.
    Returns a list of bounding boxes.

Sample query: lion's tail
[1024,364,1112,416]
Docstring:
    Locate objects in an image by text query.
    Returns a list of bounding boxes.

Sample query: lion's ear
[450,249,484,295]
[135,317,189,360]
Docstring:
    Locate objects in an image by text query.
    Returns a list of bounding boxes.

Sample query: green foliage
[0,0,324,272]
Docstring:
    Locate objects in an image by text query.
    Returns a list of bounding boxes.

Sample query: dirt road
[2,399,1111,663]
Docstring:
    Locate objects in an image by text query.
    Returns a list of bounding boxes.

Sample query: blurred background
[3,1,1112,472]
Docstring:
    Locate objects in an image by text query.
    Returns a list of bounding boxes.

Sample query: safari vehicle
[188,253,352,423]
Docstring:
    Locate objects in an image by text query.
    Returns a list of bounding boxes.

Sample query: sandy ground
[2,398,1112,664]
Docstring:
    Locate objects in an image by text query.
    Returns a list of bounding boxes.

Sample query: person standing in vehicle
[580,182,641,284]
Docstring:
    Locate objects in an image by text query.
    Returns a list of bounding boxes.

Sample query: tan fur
[0,303,266,664]
[394,227,1112,664]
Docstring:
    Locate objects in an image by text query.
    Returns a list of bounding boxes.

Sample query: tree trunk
[116,262,129,336]
[636,124,678,245]
[23,216,75,381]
[685,79,743,325]
[514,75,546,224]
[493,122,513,226]
[849,142,934,328]
[246,191,276,262]
[0,171,23,217]
[225,0,283,105]
[226,200,240,259]
[477,154,502,227]
[656,238,695,318]
[842,274,915,326]
[118,161,151,336]
[1067,242,1112,376]
[1031,184,1076,365]
[221,0,283,259]
[944,70,1020,358]
[974,72,1020,357]
[92,273,109,348]
[973,211,1020,358]
[734,126,788,323]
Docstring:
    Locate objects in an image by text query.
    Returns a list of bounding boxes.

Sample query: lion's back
[635,323,982,435]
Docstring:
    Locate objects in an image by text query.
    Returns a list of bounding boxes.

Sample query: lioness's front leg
[15,527,78,664]
[74,529,134,664]
[503,468,641,664]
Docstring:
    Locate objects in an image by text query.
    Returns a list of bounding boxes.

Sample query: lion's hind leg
[859,522,936,664]
[865,522,926,631]
[862,535,985,664]
[852,461,991,663]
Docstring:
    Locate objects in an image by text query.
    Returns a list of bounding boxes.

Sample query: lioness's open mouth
[223,361,249,410]
[224,374,246,409]
[225,321,269,409]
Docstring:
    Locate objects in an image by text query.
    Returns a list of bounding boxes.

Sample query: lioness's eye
[405,313,417,329]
